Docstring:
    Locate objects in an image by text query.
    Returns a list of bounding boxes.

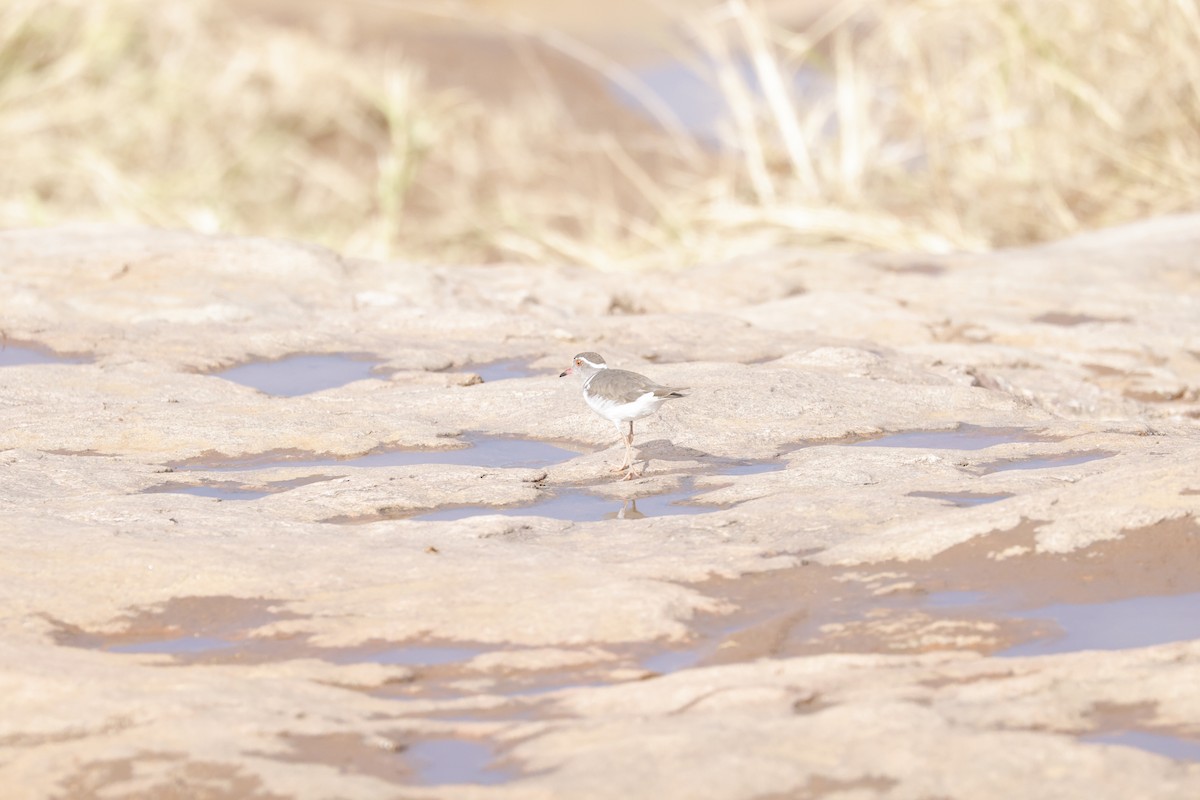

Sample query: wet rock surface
[2,219,1199,798]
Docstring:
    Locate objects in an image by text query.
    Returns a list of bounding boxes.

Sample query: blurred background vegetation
[2,0,1198,269]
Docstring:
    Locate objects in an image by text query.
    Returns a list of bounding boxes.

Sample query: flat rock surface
[1,219,1199,798]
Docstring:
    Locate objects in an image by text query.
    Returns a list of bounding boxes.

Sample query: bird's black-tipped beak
[559,367,572,377]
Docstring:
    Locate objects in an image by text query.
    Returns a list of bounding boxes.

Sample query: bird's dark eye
[575,359,582,365]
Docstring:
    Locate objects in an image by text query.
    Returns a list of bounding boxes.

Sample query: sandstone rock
[1,218,1199,797]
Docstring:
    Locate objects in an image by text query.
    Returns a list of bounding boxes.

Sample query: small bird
[559,352,687,480]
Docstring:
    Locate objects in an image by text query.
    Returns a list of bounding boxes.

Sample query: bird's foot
[619,465,645,481]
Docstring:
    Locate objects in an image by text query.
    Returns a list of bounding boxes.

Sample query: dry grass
[2,0,1198,268]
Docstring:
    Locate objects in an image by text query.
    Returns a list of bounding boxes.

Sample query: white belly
[584,387,666,424]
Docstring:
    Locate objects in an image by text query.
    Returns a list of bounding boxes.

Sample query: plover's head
[559,352,607,378]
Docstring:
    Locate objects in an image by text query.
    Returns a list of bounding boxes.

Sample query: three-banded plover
[560,352,686,480]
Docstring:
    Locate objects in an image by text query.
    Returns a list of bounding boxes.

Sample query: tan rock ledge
[1,218,1198,798]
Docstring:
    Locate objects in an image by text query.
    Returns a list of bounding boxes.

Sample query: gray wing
[594,369,687,404]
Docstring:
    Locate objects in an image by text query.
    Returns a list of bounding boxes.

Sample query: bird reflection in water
[604,499,645,520]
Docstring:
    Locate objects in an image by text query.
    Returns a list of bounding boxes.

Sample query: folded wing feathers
[592,369,687,404]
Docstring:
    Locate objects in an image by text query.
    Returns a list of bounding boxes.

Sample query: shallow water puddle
[109,635,238,656]
[643,517,1200,671]
[53,596,301,658]
[143,476,336,501]
[637,615,775,674]
[851,425,1060,450]
[846,426,1115,474]
[0,343,92,366]
[640,647,706,675]
[147,483,273,501]
[275,731,516,786]
[409,456,784,523]
[720,459,787,476]
[406,739,515,786]
[54,522,1200,752]
[214,353,388,397]
[336,644,490,667]
[999,592,1200,657]
[59,608,584,708]
[172,434,580,473]
[462,358,541,382]
[62,610,602,703]
[414,480,713,522]
[1082,730,1200,762]
[982,450,1114,473]
[906,491,1014,507]
[53,596,497,671]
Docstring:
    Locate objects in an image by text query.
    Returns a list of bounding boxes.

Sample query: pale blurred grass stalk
[687,0,1200,252]
[1,0,1198,268]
